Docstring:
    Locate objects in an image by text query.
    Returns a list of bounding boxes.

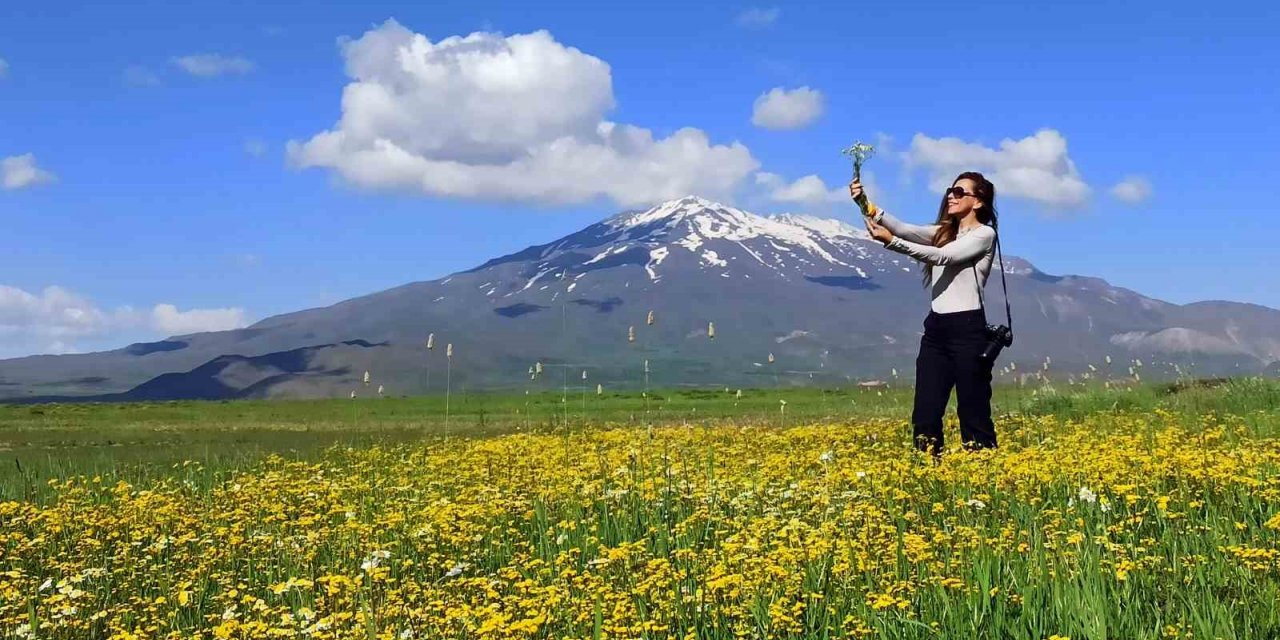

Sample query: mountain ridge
[2,196,1277,401]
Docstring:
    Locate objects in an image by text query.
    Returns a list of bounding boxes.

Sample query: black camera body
[980,324,1013,362]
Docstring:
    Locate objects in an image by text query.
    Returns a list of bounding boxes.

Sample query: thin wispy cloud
[232,253,262,268]
[123,65,161,87]
[171,54,254,77]
[1,153,56,190]
[1110,176,1152,204]
[243,138,268,157]
[0,57,9,79]
[736,7,780,28]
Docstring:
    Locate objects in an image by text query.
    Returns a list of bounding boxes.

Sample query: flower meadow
[4,408,1280,639]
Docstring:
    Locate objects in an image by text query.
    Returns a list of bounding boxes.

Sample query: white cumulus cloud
[0,286,106,344]
[903,129,1091,208]
[287,19,759,207]
[0,284,248,358]
[2,153,56,190]
[755,170,883,211]
[1109,176,1152,204]
[736,7,780,28]
[150,304,247,335]
[751,87,824,130]
[755,173,842,206]
[171,54,255,77]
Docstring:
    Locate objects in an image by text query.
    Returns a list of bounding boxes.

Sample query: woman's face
[946,178,983,218]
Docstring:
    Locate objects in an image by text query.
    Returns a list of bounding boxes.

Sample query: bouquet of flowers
[841,141,875,216]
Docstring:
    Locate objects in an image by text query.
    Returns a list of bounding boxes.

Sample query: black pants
[911,308,997,456]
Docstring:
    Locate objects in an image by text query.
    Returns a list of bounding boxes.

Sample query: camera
[980,324,1013,362]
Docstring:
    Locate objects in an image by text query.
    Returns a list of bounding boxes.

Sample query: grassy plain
[2,377,1279,638]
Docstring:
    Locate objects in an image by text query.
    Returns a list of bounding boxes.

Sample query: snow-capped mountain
[469,195,890,292]
[3,196,1278,401]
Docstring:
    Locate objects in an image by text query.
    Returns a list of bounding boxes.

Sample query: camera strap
[971,227,1013,333]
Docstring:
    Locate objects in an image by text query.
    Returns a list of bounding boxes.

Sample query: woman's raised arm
[849,179,938,244]
[884,224,995,266]
[871,209,939,244]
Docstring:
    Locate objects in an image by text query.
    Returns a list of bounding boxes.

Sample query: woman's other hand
[865,216,894,245]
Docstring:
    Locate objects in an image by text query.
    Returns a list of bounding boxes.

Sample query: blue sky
[1,0,1277,357]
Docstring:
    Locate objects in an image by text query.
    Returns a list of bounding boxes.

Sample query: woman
[849,172,999,456]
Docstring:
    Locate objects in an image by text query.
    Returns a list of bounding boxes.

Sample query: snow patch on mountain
[646,247,670,281]
[776,330,811,343]
[586,245,627,264]
[771,213,867,240]
[677,234,704,251]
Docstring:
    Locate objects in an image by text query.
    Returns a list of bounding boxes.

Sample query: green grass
[2,376,1277,501]
[3,375,1280,638]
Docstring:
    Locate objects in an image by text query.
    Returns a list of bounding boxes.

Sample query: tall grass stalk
[445,343,453,440]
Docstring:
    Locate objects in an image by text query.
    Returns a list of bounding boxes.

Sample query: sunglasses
[945,186,979,200]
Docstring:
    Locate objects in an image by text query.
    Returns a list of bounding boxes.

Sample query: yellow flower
[869,592,897,610]
[1265,513,1280,531]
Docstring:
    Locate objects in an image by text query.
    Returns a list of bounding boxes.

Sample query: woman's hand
[848,179,865,203]
[849,179,876,218]
[865,216,894,245]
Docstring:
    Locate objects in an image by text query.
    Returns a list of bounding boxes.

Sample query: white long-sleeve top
[871,209,996,314]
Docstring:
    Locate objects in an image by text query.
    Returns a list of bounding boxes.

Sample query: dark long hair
[920,171,998,287]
